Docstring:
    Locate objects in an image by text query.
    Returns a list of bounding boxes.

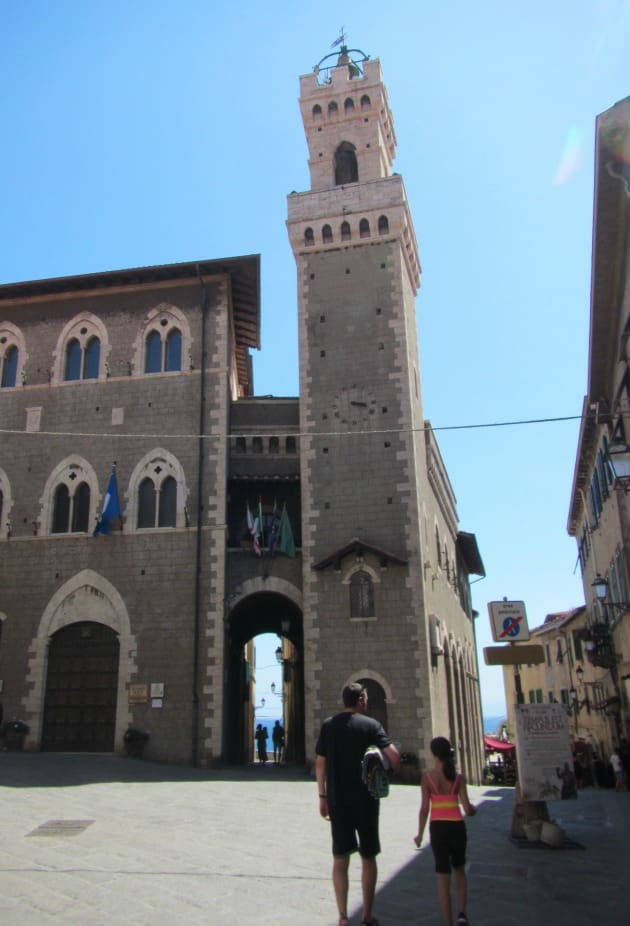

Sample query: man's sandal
[361,919,379,925]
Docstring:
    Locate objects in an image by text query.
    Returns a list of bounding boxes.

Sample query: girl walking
[414,736,476,925]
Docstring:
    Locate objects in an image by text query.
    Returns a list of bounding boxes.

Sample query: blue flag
[93,468,122,536]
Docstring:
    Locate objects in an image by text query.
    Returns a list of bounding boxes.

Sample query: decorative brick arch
[38,455,99,535]
[125,447,189,530]
[22,569,137,750]
[228,576,303,612]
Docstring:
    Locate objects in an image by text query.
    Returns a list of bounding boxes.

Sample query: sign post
[484,599,552,840]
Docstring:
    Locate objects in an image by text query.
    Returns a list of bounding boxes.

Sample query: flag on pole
[247,503,261,557]
[278,506,296,558]
[267,507,281,556]
[258,499,264,551]
[93,468,122,536]
[331,29,346,48]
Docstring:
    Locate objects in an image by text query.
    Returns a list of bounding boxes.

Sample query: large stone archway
[224,578,303,764]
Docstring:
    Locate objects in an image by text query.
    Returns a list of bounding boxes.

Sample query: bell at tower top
[312,39,370,85]
[297,42,397,191]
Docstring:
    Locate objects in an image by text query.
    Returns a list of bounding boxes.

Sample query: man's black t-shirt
[316,711,391,807]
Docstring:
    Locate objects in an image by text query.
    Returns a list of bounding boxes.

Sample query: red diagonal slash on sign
[499,615,523,638]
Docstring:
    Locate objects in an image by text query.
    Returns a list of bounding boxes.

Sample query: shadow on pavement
[0,752,313,788]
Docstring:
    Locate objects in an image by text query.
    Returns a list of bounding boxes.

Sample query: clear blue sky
[2,2,628,717]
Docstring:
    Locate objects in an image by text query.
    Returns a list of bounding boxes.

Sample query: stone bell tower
[287,46,483,777]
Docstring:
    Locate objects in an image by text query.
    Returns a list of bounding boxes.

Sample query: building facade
[567,95,630,753]
[0,47,485,779]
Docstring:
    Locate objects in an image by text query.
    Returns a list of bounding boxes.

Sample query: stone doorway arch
[224,579,303,764]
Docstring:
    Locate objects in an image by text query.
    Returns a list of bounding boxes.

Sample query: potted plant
[1,719,30,751]
[123,728,149,758]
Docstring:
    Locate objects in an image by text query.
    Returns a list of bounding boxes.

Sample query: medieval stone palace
[0,46,485,781]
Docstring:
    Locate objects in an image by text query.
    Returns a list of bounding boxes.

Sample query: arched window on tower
[341,221,351,241]
[360,94,371,110]
[344,97,355,113]
[359,218,371,238]
[328,101,338,117]
[304,227,315,247]
[312,104,322,120]
[378,215,389,235]
[322,224,333,244]
[335,142,358,185]
[350,570,375,618]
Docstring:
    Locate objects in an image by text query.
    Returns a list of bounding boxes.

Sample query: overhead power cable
[0,413,585,441]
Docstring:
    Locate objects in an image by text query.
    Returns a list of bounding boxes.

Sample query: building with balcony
[567,94,630,753]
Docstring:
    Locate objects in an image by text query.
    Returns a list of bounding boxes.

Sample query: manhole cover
[27,819,94,837]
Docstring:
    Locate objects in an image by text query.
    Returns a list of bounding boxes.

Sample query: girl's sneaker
[457,915,469,925]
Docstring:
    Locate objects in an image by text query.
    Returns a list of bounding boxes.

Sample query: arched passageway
[224,591,304,764]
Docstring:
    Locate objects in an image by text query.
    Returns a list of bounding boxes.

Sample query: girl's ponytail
[430,736,456,781]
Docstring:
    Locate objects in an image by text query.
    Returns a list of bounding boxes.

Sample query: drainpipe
[192,268,209,766]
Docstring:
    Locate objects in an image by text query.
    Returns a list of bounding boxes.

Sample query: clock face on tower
[330,385,377,426]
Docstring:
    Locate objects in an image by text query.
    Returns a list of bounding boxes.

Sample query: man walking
[315,683,400,926]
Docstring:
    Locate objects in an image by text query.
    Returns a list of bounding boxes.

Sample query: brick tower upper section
[287,53,420,292]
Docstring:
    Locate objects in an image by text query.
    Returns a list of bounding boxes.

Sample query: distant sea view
[483,714,506,734]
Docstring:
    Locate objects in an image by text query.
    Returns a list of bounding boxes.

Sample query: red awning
[484,735,516,754]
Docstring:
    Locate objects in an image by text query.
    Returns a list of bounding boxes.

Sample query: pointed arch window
[145,331,162,373]
[64,335,101,381]
[137,473,178,529]
[322,224,333,244]
[165,328,182,371]
[335,142,358,185]
[341,221,351,241]
[53,314,107,385]
[344,97,355,113]
[145,326,182,374]
[378,215,389,235]
[1,344,19,387]
[1,346,17,387]
[328,101,338,117]
[304,227,315,247]
[312,104,323,120]
[137,478,156,528]
[359,218,371,238]
[360,95,371,110]
[350,570,375,618]
[51,481,90,534]
[65,339,82,381]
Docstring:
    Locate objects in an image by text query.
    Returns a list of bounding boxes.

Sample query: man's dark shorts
[329,799,380,858]
[429,820,467,873]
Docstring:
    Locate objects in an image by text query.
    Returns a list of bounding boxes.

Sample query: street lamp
[607,436,630,491]
[569,665,591,715]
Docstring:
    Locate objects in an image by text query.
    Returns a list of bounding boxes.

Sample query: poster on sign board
[514,704,576,801]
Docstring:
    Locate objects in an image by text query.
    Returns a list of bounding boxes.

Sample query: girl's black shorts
[429,820,467,873]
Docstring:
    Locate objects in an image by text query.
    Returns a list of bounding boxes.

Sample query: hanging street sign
[483,644,545,666]
[488,600,530,642]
